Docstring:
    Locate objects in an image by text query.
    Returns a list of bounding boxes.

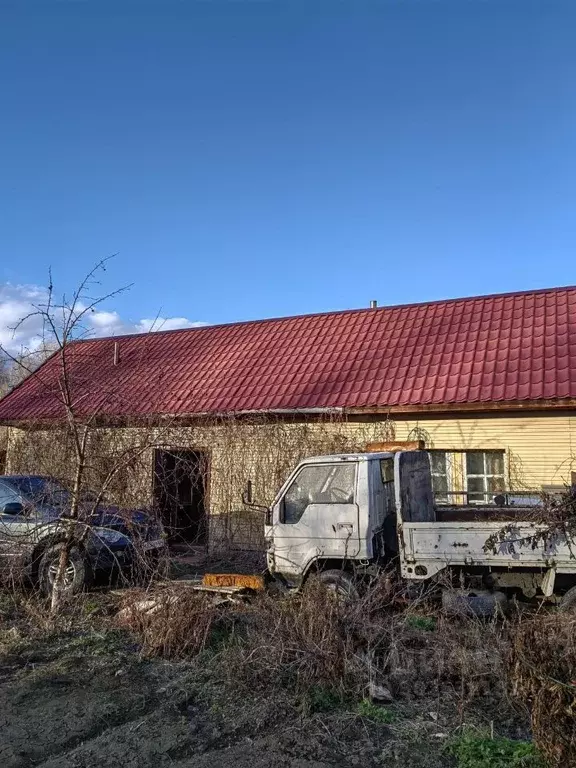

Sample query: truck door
[268,461,360,581]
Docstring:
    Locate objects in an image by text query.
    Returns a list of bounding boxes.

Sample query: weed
[64,629,131,657]
[0,590,17,616]
[120,587,218,659]
[82,599,101,617]
[303,685,345,714]
[0,626,28,658]
[511,612,576,766]
[357,698,397,723]
[449,731,544,768]
[405,615,437,632]
[206,622,237,652]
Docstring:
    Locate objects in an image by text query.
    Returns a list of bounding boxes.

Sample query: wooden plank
[202,572,265,591]
[366,440,425,452]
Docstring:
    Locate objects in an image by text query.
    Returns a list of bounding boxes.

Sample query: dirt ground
[0,624,457,768]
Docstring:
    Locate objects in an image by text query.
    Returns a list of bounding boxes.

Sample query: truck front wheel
[309,569,360,601]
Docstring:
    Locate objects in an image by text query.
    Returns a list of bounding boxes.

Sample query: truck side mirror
[242,480,253,505]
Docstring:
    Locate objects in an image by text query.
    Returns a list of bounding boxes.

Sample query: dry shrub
[117,578,518,725]
[386,610,510,708]
[119,585,221,659]
[510,612,576,766]
[222,581,365,693]
[208,578,512,714]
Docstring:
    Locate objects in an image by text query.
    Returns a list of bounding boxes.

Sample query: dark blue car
[0,475,167,595]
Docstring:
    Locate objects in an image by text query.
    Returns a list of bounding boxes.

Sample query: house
[0,285,574,550]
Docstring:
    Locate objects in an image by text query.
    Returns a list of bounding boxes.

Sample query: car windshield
[8,477,71,507]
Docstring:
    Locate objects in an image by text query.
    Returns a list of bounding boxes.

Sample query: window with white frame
[428,451,451,504]
[465,451,505,504]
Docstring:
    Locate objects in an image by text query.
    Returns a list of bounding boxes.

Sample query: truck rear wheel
[310,569,360,601]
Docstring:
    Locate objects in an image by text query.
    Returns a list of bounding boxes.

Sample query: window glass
[380,458,394,484]
[282,463,356,524]
[429,451,450,503]
[467,477,484,496]
[487,476,505,494]
[433,475,449,497]
[429,453,446,474]
[466,452,484,475]
[7,476,69,507]
[328,465,356,502]
[465,451,505,504]
[486,453,504,475]
[0,481,22,511]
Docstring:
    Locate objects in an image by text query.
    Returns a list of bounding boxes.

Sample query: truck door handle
[336,522,354,531]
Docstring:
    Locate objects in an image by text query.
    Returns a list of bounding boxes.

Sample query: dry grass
[118,585,224,659]
[3,579,566,765]
[510,612,576,766]
[117,576,515,725]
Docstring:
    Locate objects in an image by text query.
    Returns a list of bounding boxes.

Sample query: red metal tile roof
[0,286,575,423]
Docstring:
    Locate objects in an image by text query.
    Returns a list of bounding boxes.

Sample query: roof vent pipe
[113,341,120,366]
[370,300,378,309]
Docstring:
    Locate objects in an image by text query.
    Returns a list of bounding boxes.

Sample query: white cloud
[135,317,202,333]
[0,282,205,355]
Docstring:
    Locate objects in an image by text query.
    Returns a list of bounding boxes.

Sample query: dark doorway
[153,449,208,545]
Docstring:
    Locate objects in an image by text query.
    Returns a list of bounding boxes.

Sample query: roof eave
[345,398,576,416]
[1,398,575,430]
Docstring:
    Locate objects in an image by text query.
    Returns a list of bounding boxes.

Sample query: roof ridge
[71,283,576,345]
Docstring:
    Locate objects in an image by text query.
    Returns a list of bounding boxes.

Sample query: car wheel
[309,569,360,601]
[38,544,89,597]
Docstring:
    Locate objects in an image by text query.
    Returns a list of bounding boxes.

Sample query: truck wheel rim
[47,561,76,586]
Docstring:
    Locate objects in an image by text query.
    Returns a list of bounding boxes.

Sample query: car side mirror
[1,502,24,515]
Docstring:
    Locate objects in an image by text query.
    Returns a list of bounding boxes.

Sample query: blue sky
[1,0,575,339]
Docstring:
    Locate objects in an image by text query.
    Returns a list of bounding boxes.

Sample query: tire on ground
[558,585,576,612]
[442,588,507,617]
[38,543,89,597]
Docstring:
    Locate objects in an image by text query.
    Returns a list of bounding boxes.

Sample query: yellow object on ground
[201,572,265,591]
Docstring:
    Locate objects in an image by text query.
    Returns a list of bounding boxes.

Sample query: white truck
[257,450,576,609]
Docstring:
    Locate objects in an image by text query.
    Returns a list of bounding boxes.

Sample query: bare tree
[0,259,136,612]
[0,259,399,614]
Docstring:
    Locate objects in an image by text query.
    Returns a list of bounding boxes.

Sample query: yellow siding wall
[388,413,576,489]
[6,411,576,516]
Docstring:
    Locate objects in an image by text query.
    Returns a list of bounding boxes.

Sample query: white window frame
[465,450,505,505]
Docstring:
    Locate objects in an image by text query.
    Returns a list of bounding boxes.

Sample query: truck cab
[265,450,434,586]
[263,449,576,606]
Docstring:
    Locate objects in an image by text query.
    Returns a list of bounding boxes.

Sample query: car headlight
[93,527,130,546]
